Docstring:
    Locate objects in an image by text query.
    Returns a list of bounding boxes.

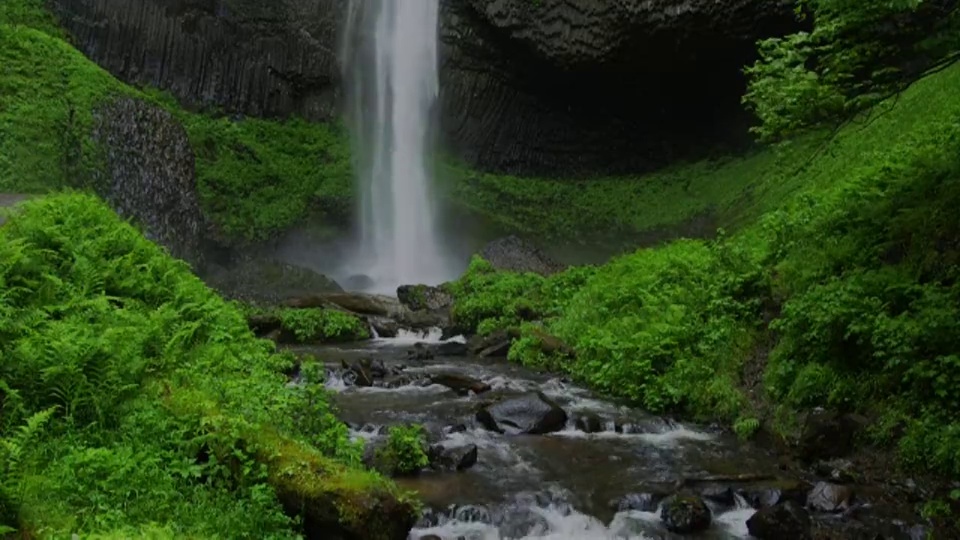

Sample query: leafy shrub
[376,425,429,476]
[278,308,369,343]
[743,0,960,141]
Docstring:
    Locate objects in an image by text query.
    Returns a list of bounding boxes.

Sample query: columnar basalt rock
[93,96,206,265]
[50,0,345,121]
[51,0,798,176]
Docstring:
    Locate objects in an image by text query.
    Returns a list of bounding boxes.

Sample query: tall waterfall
[342,0,453,294]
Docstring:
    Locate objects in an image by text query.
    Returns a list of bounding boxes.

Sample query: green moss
[179,112,353,241]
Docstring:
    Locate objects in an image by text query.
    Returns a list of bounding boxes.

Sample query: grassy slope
[450,62,960,489]
[0,193,416,537]
[0,1,352,242]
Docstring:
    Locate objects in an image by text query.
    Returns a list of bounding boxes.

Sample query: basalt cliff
[50,0,797,176]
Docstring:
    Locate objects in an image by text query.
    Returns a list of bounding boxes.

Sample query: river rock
[574,413,605,433]
[470,329,518,358]
[746,501,812,540]
[806,481,854,513]
[407,343,435,361]
[614,492,663,512]
[428,443,478,471]
[476,392,568,435]
[341,359,374,387]
[737,479,810,508]
[430,373,491,396]
[477,236,565,276]
[435,340,469,357]
[660,494,711,533]
[397,284,454,311]
[368,315,400,338]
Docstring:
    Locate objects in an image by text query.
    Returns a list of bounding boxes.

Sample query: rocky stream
[285,325,933,540]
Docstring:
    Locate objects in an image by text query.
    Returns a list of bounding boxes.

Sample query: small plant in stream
[376,425,429,476]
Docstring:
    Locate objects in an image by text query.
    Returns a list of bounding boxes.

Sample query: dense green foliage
[375,425,430,477]
[0,3,353,241]
[452,62,960,477]
[744,0,960,142]
[0,193,407,536]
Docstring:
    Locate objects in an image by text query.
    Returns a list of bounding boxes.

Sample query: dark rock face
[796,410,864,462]
[438,0,799,175]
[204,258,343,303]
[478,236,566,275]
[93,97,205,265]
[397,284,454,312]
[52,0,343,121]
[476,392,568,434]
[55,0,799,177]
[746,501,812,540]
[806,481,854,513]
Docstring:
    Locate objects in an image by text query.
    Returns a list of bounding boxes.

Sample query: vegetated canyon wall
[50,0,798,177]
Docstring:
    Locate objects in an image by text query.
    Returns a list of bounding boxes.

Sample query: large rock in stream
[659,494,712,533]
[746,501,812,540]
[476,392,568,435]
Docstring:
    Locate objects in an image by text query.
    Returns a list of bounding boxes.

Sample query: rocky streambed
[285,329,932,540]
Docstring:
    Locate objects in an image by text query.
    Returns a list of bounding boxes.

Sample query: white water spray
[343,0,454,294]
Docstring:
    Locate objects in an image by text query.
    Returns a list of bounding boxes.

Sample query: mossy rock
[261,434,419,540]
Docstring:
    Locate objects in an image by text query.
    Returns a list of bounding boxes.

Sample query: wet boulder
[476,392,568,434]
[478,236,566,276]
[698,485,734,507]
[430,373,492,396]
[660,494,711,533]
[341,358,374,387]
[746,501,812,540]
[428,443,479,471]
[806,481,854,513]
[737,479,810,508]
[470,328,519,358]
[613,492,663,512]
[436,340,469,357]
[367,315,399,338]
[407,343,435,361]
[397,284,454,311]
[574,413,606,433]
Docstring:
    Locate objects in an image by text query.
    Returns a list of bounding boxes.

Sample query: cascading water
[342,0,454,294]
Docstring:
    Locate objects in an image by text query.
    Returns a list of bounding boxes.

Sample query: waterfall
[342,0,454,295]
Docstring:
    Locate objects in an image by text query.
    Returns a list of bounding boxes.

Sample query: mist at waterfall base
[336,0,461,294]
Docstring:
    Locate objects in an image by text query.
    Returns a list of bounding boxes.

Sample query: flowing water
[341,1,455,294]
[292,332,802,540]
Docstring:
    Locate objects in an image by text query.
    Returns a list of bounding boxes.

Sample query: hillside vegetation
[0,0,352,242]
[450,60,960,486]
[0,193,417,537]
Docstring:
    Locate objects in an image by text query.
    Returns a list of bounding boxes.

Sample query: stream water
[290,331,824,540]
